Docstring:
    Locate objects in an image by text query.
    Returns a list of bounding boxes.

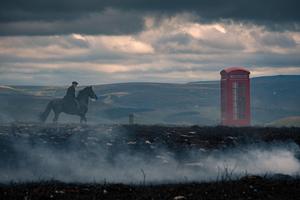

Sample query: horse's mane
[77,87,90,99]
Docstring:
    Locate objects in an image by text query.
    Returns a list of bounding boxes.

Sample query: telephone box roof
[220,67,250,74]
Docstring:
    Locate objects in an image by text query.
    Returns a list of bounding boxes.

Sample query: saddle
[63,98,80,112]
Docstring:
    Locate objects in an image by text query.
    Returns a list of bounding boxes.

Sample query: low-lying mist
[0,125,299,183]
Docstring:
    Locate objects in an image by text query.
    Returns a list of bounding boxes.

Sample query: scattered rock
[174,195,186,200]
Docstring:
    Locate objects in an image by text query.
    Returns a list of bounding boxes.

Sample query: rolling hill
[0,75,299,125]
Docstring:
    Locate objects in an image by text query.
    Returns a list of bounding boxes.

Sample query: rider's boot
[75,101,80,111]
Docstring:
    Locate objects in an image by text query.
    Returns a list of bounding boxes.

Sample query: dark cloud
[0,10,144,36]
[1,0,299,22]
[0,0,299,35]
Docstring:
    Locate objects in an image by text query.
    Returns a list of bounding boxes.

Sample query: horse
[39,86,98,123]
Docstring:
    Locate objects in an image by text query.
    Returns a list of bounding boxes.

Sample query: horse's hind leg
[53,112,60,123]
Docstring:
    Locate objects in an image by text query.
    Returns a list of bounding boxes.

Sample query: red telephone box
[220,67,251,126]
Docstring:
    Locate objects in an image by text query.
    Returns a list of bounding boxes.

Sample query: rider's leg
[75,99,80,110]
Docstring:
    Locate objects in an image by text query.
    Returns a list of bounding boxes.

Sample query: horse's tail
[39,101,53,122]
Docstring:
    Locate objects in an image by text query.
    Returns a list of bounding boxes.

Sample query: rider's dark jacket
[64,86,76,100]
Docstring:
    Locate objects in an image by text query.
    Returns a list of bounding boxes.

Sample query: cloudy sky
[0,0,300,85]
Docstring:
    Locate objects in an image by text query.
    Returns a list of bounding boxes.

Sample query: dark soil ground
[1,176,300,200]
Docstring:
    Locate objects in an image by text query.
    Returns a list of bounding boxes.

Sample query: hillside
[266,116,300,127]
[0,75,299,125]
[251,75,300,124]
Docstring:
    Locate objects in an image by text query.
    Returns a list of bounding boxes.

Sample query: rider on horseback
[63,81,80,110]
[40,84,97,123]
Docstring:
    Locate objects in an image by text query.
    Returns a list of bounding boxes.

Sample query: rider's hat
[72,81,79,85]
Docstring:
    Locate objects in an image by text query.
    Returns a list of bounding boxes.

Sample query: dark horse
[39,86,98,123]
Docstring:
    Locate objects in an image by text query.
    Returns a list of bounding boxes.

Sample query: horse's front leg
[80,115,87,123]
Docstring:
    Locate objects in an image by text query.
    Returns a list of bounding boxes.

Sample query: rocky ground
[1,123,300,149]
[1,123,300,162]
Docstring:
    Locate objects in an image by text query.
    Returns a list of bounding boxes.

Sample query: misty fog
[0,125,299,183]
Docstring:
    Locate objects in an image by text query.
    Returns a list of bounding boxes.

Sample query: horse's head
[77,86,98,101]
[87,86,98,100]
